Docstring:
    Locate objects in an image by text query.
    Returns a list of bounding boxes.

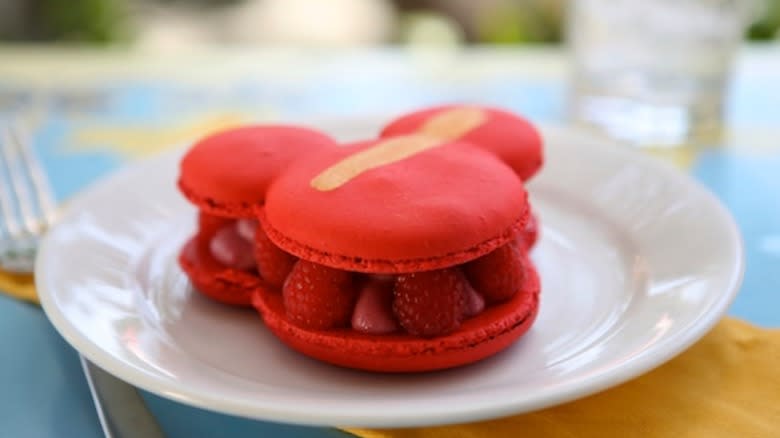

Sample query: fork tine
[0,127,22,237]
[12,126,57,226]
[1,126,39,236]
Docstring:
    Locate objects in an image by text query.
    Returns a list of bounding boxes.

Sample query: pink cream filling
[209,220,257,270]
[463,282,486,317]
[236,218,258,241]
[351,278,399,334]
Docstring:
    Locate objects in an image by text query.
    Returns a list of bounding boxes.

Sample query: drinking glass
[567,0,753,148]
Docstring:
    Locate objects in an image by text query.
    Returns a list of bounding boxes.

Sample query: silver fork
[0,126,54,272]
[0,122,165,438]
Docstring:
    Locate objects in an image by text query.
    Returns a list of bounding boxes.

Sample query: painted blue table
[0,46,778,437]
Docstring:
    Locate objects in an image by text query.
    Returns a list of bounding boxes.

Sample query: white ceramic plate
[37,122,743,428]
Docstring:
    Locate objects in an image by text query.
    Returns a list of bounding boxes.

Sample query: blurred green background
[1,0,778,47]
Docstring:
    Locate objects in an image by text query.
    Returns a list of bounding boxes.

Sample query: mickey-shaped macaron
[178,106,543,372]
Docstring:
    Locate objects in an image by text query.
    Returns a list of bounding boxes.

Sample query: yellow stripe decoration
[311,107,486,191]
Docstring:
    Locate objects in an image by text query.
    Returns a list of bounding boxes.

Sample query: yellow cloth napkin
[0,269,38,303]
[3,272,778,437]
[348,318,780,438]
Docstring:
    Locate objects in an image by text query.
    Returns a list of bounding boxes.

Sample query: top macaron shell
[179,125,338,217]
[262,139,528,273]
[381,106,543,181]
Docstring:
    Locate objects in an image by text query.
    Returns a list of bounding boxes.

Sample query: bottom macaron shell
[251,259,540,372]
[179,236,261,306]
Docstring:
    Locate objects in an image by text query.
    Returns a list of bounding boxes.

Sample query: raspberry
[255,225,297,288]
[464,244,524,304]
[392,268,467,337]
[282,260,356,330]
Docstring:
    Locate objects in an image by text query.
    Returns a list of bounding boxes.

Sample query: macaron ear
[179,125,337,217]
[380,106,543,181]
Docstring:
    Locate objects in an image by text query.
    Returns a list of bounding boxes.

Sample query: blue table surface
[0,47,778,437]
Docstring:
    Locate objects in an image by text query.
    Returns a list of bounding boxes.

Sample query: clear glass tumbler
[567,0,752,148]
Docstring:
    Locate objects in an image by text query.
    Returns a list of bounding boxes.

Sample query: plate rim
[36,124,745,427]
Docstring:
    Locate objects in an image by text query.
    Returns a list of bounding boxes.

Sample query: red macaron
[178,125,338,305]
[178,106,544,372]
